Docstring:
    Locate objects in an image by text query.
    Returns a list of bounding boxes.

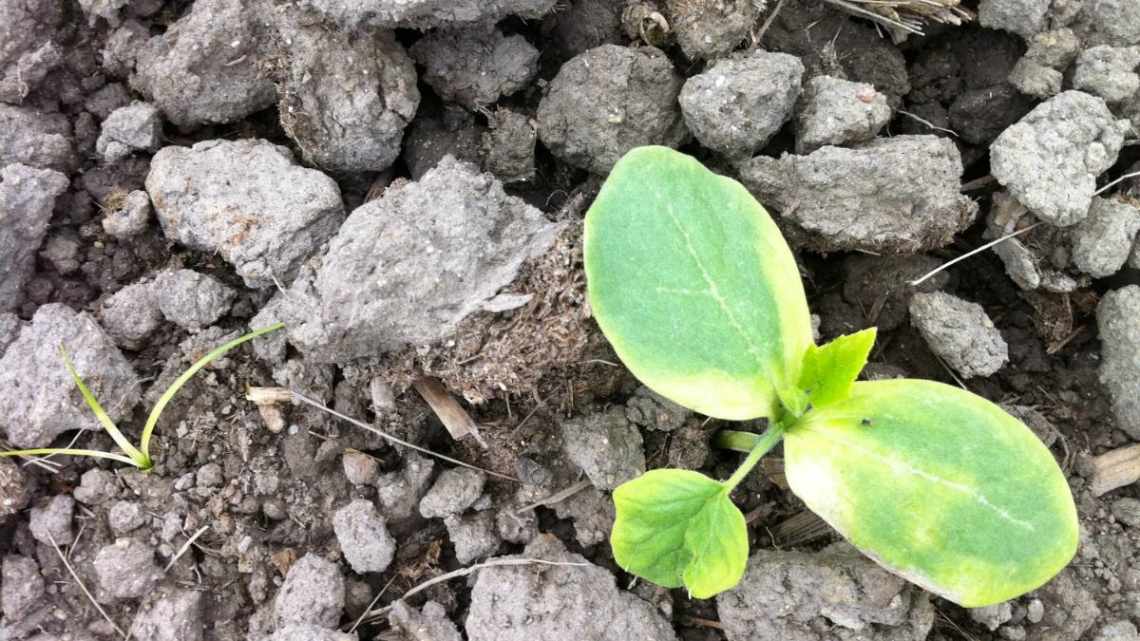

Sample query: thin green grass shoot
[0,323,284,471]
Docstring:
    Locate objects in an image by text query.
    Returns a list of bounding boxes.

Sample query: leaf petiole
[721,422,785,492]
[713,429,767,453]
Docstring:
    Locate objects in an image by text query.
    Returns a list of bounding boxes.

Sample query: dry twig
[362,558,589,622]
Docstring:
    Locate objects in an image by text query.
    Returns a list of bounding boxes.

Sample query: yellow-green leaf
[584,146,813,420]
[611,469,748,598]
[797,328,877,410]
[783,379,1078,607]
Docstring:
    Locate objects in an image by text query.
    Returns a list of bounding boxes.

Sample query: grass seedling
[0,323,284,471]
[585,147,1078,605]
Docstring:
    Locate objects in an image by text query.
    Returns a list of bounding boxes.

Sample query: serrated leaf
[784,379,1078,607]
[611,469,748,598]
[585,146,813,420]
[797,328,877,409]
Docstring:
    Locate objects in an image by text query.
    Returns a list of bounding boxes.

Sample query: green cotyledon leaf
[797,328,877,410]
[584,146,813,420]
[783,379,1078,607]
[611,469,748,598]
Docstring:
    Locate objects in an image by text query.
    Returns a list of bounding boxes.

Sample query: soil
[2,1,1140,641]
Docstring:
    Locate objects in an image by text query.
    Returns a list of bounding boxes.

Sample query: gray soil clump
[978,0,1050,40]
[300,0,556,30]
[390,601,462,641]
[1070,196,1140,278]
[131,0,276,128]
[280,156,561,361]
[625,385,690,432]
[990,91,1128,227]
[102,189,152,238]
[1095,621,1140,641]
[419,468,485,519]
[548,0,622,56]
[130,590,204,641]
[444,511,501,563]
[0,459,28,517]
[93,538,160,600]
[73,468,117,505]
[1023,568,1099,641]
[154,269,236,330]
[561,406,645,490]
[0,0,64,104]
[28,494,73,545]
[146,139,344,288]
[2,555,44,620]
[466,535,677,641]
[270,11,419,173]
[377,453,435,520]
[333,499,396,574]
[1009,29,1081,98]
[0,163,68,312]
[552,486,616,546]
[410,26,539,109]
[1071,0,1140,48]
[274,554,345,629]
[739,135,976,253]
[909,292,1009,378]
[717,547,934,641]
[1073,46,1140,103]
[99,281,162,347]
[796,76,891,154]
[0,304,139,448]
[483,109,537,183]
[108,500,145,533]
[96,101,162,163]
[679,50,804,159]
[0,105,74,171]
[669,0,755,60]
[538,44,687,174]
[1098,286,1140,439]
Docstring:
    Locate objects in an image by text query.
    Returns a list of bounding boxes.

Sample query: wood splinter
[413,377,487,448]
[246,386,291,433]
[1089,444,1140,497]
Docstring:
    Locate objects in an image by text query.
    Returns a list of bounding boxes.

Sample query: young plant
[584,147,1078,606]
[0,323,284,471]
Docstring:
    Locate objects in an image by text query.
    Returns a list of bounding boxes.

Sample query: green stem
[713,430,766,453]
[721,422,785,492]
[139,322,285,460]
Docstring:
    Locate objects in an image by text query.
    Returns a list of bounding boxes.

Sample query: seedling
[0,323,284,471]
[584,147,1078,606]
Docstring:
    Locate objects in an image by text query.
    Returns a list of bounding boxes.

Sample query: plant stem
[721,422,785,492]
[713,430,766,453]
[139,322,285,462]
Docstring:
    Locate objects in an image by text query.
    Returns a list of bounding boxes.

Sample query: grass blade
[60,346,146,465]
[0,448,138,466]
[139,323,284,458]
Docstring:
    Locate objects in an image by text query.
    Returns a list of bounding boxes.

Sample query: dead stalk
[513,479,593,514]
[362,558,589,622]
[908,223,1042,287]
[46,531,126,638]
[289,389,520,482]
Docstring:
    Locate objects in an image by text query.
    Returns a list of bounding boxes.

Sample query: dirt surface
[2,1,1140,640]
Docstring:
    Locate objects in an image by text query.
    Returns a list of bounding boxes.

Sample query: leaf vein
[663,205,769,374]
[800,426,1036,532]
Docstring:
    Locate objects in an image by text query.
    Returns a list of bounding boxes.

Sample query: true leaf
[797,328,877,409]
[783,379,1078,607]
[611,469,748,598]
[584,146,813,420]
